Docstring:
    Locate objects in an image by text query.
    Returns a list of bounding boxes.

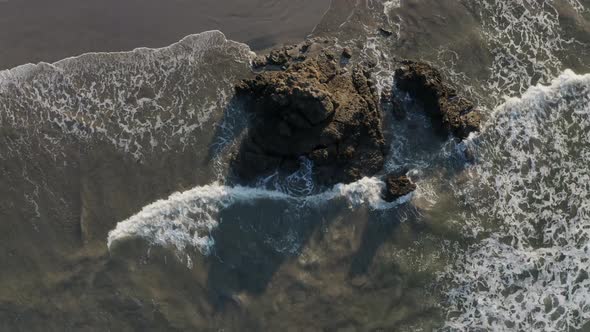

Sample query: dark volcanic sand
[0,0,331,70]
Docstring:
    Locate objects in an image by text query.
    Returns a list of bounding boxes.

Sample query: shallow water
[2,1,590,331]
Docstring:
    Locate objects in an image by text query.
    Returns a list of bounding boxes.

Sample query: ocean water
[1,1,590,331]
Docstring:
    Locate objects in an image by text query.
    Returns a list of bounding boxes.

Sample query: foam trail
[107,183,291,254]
[107,177,412,255]
[383,0,401,16]
[441,70,590,331]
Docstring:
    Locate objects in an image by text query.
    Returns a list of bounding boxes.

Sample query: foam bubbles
[0,30,254,159]
[470,0,587,99]
[440,70,590,331]
[0,31,255,221]
[107,176,412,256]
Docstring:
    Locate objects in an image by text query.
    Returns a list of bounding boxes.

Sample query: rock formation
[381,173,416,202]
[394,60,481,139]
[233,49,386,186]
[233,47,480,197]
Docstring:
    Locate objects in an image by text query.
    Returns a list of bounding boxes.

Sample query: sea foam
[107,177,412,255]
[472,0,587,99]
[441,70,590,331]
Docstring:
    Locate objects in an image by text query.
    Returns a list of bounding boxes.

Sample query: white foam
[107,176,412,256]
[471,0,587,100]
[106,183,291,254]
[0,30,255,159]
[441,70,590,331]
[0,31,256,219]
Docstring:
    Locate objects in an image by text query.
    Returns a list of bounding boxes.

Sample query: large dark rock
[394,60,481,139]
[233,50,386,186]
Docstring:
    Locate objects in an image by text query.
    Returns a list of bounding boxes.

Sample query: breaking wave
[441,70,590,331]
[107,176,412,255]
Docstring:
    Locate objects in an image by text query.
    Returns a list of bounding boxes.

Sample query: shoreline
[0,0,331,70]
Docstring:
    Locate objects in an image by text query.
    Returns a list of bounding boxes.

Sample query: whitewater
[440,70,590,331]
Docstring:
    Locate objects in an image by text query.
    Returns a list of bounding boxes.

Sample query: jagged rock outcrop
[394,60,481,139]
[233,50,386,186]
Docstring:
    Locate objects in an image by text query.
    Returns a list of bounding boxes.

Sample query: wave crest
[441,70,590,331]
[107,177,412,256]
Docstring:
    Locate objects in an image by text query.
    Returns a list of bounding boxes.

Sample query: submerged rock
[381,173,416,202]
[234,51,386,186]
[394,60,481,139]
[342,47,353,59]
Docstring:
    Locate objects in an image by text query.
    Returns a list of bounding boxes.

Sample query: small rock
[267,48,290,66]
[342,48,352,59]
[382,173,416,202]
[300,42,311,53]
[378,27,394,37]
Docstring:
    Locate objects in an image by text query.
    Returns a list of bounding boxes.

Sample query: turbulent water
[2,1,590,331]
[443,70,590,331]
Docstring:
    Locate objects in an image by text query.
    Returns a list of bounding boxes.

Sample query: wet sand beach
[0,0,331,69]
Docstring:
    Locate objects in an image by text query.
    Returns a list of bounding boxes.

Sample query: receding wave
[471,0,587,99]
[0,30,254,159]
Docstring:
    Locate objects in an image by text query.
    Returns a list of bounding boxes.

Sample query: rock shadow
[205,198,342,307]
